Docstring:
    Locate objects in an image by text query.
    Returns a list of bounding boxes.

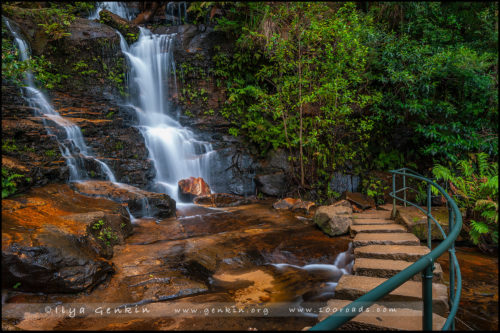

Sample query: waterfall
[88,2,136,21]
[4,18,116,183]
[119,28,215,202]
[166,2,187,25]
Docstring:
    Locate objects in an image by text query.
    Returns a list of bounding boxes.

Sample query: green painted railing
[310,167,462,331]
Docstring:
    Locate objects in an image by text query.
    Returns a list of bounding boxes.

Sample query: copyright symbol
[44,306,52,313]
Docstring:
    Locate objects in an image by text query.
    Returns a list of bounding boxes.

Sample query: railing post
[392,173,396,218]
[422,261,434,330]
[449,209,456,331]
[427,184,432,249]
[403,169,407,207]
[423,183,434,330]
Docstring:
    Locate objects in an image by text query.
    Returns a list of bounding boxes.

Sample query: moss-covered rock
[98,9,139,44]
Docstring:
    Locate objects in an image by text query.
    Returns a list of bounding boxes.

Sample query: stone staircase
[318,206,449,330]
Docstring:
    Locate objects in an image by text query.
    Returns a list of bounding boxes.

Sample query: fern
[432,153,498,248]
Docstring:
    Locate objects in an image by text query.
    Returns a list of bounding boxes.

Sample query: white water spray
[88,2,136,21]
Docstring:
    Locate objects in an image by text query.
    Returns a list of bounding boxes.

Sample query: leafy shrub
[362,175,389,205]
[2,167,24,198]
[432,153,498,250]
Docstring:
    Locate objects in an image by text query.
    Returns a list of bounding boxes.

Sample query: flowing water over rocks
[2,198,354,330]
[121,28,215,202]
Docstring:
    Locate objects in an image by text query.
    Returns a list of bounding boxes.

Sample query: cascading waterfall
[166,2,187,25]
[4,18,116,183]
[88,2,136,21]
[119,28,215,202]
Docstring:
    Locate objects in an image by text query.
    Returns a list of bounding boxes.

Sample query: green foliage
[2,23,67,90]
[366,2,498,166]
[362,175,389,205]
[2,139,18,153]
[212,3,378,191]
[2,167,24,198]
[115,141,124,150]
[97,226,118,245]
[92,219,105,230]
[44,149,56,157]
[432,153,498,248]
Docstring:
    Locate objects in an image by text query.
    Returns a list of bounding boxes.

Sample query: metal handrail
[310,167,462,331]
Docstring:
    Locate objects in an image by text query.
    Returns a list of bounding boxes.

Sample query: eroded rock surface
[2,184,132,293]
[70,180,176,218]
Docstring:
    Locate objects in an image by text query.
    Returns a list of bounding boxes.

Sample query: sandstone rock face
[178,177,211,201]
[193,193,252,207]
[314,205,353,236]
[71,181,176,218]
[1,184,132,293]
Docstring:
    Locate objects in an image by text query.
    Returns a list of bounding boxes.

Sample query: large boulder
[71,180,176,218]
[178,177,211,202]
[2,184,132,293]
[314,205,353,236]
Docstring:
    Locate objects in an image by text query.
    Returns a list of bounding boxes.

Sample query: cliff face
[2,7,293,198]
[2,14,154,189]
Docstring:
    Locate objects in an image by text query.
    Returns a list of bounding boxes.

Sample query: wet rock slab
[193,193,253,207]
[1,184,132,293]
[70,180,176,218]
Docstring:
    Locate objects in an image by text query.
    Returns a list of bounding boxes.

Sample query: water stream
[4,18,117,183]
[120,28,215,202]
[88,2,137,21]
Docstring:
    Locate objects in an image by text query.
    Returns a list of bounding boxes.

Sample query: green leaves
[432,153,498,247]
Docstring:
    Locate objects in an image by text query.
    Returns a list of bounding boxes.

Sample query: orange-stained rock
[2,184,133,293]
[291,200,316,214]
[273,198,316,214]
[273,198,300,210]
[178,177,211,201]
[71,180,176,218]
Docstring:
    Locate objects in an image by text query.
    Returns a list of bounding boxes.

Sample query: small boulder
[291,200,316,214]
[314,205,353,236]
[273,198,316,214]
[178,177,211,202]
[273,198,300,210]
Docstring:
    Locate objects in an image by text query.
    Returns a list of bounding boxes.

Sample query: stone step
[353,232,420,247]
[353,258,443,282]
[353,212,392,220]
[352,218,395,225]
[354,244,431,262]
[318,299,446,330]
[334,275,449,316]
[350,224,407,236]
